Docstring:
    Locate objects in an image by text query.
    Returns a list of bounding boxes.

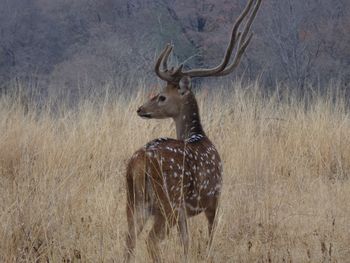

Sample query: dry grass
[1,83,350,262]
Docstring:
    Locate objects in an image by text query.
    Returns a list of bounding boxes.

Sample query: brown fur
[125,1,262,260]
[124,136,222,262]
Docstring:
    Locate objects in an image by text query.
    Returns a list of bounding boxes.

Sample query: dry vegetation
[0,83,350,262]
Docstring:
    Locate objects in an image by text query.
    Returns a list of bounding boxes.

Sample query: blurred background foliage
[0,0,349,97]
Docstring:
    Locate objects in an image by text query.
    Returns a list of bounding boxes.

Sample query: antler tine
[219,0,255,66]
[155,44,175,82]
[162,45,173,70]
[240,0,262,48]
[216,33,253,76]
[216,0,262,76]
[174,64,184,75]
[180,0,257,78]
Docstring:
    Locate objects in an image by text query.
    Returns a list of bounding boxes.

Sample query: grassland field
[0,82,350,262]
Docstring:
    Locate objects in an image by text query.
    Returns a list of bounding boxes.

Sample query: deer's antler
[154,0,262,82]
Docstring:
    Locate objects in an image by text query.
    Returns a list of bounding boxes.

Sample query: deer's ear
[179,77,191,95]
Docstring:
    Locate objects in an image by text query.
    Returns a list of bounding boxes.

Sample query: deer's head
[137,76,192,119]
[137,0,261,120]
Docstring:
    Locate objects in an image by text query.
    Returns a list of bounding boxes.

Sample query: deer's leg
[125,201,151,261]
[178,207,189,262]
[124,159,151,263]
[124,205,135,262]
[147,214,167,263]
[205,200,219,251]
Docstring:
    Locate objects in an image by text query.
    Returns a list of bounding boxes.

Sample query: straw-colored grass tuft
[1,83,350,262]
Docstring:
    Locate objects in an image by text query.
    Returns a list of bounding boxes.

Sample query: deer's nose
[137,106,152,118]
[136,106,143,114]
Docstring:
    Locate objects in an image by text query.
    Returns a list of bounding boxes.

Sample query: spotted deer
[124,0,261,262]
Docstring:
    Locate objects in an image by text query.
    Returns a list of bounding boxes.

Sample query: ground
[0,83,349,262]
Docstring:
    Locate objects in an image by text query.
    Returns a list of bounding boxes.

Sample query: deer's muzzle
[137,106,152,118]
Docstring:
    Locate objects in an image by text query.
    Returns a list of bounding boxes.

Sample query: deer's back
[128,135,223,217]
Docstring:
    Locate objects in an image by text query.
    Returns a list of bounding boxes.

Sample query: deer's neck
[174,93,205,140]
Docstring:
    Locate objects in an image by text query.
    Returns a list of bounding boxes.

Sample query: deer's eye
[158,95,166,102]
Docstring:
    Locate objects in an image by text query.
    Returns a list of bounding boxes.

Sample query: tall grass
[0,82,349,262]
